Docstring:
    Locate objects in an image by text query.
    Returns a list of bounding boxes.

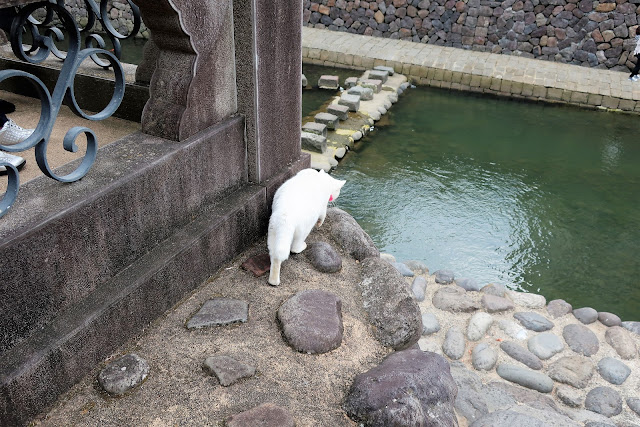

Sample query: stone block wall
[303,0,640,71]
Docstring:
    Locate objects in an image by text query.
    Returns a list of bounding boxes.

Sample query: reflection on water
[332,87,640,320]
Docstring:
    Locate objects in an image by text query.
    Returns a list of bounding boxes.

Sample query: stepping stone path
[305,241,342,273]
[226,403,295,427]
[186,298,248,329]
[98,353,149,396]
[317,75,339,89]
[203,355,256,387]
[314,112,338,129]
[327,103,348,120]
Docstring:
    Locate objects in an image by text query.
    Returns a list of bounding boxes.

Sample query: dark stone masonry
[304,0,640,71]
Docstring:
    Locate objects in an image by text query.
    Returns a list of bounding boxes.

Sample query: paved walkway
[303,27,640,113]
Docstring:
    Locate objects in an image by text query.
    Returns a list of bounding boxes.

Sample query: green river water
[328,86,640,321]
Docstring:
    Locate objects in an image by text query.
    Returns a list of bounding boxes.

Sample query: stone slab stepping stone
[557,386,583,408]
[443,326,466,360]
[368,69,389,83]
[301,121,327,137]
[528,332,564,360]
[391,261,414,277]
[360,78,382,93]
[585,386,622,417]
[456,277,482,292]
[338,93,360,111]
[301,131,327,153]
[240,253,270,277]
[627,397,640,416]
[480,283,506,297]
[497,319,528,340]
[482,294,514,313]
[467,312,493,341]
[563,323,599,357]
[604,326,637,359]
[433,286,480,313]
[327,103,349,120]
[305,241,342,273]
[496,363,553,393]
[547,356,594,388]
[411,276,427,301]
[318,75,339,89]
[597,357,631,385]
[573,307,598,324]
[547,299,573,318]
[344,76,358,88]
[514,312,554,332]
[622,321,640,335]
[506,290,546,308]
[347,85,374,100]
[434,269,454,284]
[277,289,343,354]
[301,74,307,87]
[597,312,621,327]
[500,341,543,370]
[186,298,248,329]
[98,353,149,396]
[314,112,338,129]
[422,313,440,335]
[374,65,394,75]
[226,403,295,427]
[203,355,255,386]
[472,342,497,371]
[344,349,458,426]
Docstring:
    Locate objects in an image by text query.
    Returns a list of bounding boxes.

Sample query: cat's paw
[316,218,324,227]
[268,278,280,286]
[290,241,307,254]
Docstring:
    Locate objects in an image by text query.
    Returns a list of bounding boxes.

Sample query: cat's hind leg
[290,227,308,253]
[268,256,281,286]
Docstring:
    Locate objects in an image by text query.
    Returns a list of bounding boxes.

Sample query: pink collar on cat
[329,195,334,202]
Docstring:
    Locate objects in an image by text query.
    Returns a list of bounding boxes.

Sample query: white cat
[267,168,346,286]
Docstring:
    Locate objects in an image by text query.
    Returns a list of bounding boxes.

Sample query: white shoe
[0,150,26,174]
[0,119,34,146]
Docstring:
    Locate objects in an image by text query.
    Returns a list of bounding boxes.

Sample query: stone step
[302,121,327,137]
[374,65,395,76]
[327,104,349,120]
[338,93,360,111]
[314,112,339,129]
[344,76,358,88]
[360,78,382,93]
[368,69,389,83]
[347,85,373,101]
[301,131,327,153]
[318,74,339,90]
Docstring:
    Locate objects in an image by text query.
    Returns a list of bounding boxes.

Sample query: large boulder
[344,349,458,426]
[360,257,422,350]
[327,208,380,260]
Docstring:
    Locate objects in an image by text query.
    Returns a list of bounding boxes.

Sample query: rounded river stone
[433,286,480,313]
[597,312,621,327]
[306,242,342,273]
[497,319,528,341]
[467,312,493,341]
[277,289,343,354]
[481,294,514,313]
[547,356,594,389]
[422,312,441,335]
[585,386,622,417]
[622,321,640,335]
[97,353,150,396]
[443,327,466,360]
[472,342,497,371]
[435,269,455,284]
[496,363,554,393]
[391,261,414,277]
[528,332,564,360]
[563,323,599,357]
[627,397,640,416]
[547,299,573,318]
[597,357,631,385]
[457,277,482,291]
[604,326,637,360]
[513,312,554,332]
[404,259,429,274]
[506,290,546,308]
[480,283,506,297]
[411,276,427,301]
[500,341,543,370]
[573,307,598,324]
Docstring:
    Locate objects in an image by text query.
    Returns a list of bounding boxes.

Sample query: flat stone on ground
[527,332,564,360]
[443,327,466,360]
[240,253,270,277]
[186,298,249,329]
[318,74,339,89]
[422,312,441,335]
[547,299,573,318]
[457,278,482,292]
[496,363,554,393]
[557,387,583,408]
[627,398,640,416]
[472,343,498,371]
[368,69,389,82]
[337,93,360,112]
[467,312,493,341]
[314,112,339,129]
[604,326,637,359]
[344,76,358,88]
[500,341,543,370]
[347,85,374,101]
[506,290,546,308]
[97,354,150,396]
[563,323,599,357]
[302,121,327,137]
[482,294,514,313]
[514,312,554,332]
[434,269,455,284]
[411,276,427,301]
[597,357,631,385]
[597,312,621,327]
[360,78,382,93]
[573,307,598,324]
[327,103,349,120]
[547,356,594,388]
[306,241,342,273]
[374,65,395,75]
[277,289,343,354]
[433,286,480,313]
[203,355,256,387]
[585,387,622,417]
[226,403,295,427]
[301,131,327,153]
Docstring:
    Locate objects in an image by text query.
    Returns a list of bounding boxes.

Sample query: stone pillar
[233,0,303,183]
[134,0,237,141]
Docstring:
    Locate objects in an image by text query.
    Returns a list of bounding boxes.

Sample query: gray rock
[443,327,466,360]
[403,260,429,274]
[314,112,339,130]
[557,386,583,408]
[318,74,339,89]
[469,410,551,427]
[391,261,414,277]
[547,299,573,318]
[411,276,427,301]
[480,283,506,297]
[300,131,327,153]
[457,277,482,292]
[514,312,554,332]
[585,386,622,417]
[374,65,395,75]
[500,341,543,370]
[203,355,255,386]
[97,353,150,396]
[597,312,621,327]
[347,85,374,101]
[621,321,640,335]
[547,356,594,388]
[368,69,389,83]
[338,93,360,111]
[584,422,616,427]
[360,257,422,350]
[301,121,327,137]
[573,307,598,324]
[604,326,637,360]
[467,312,493,341]
[352,130,362,141]
[627,398,640,416]
[344,349,458,427]
[496,363,554,393]
[433,286,480,313]
[528,332,564,360]
[327,103,349,120]
[327,208,379,260]
[482,294,514,313]
[563,323,599,357]
[344,76,358,89]
[597,357,631,385]
[186,298,249,329]
[306,241,342,273]
[497,319,528,340]
[334,146,346,159]
[277,289,343,354]
[361,79,382,93]
[434,269,455,284]
[472,343,498,371]
[422,313,440,335]
[226,403,295,427]
[506,290,546,308]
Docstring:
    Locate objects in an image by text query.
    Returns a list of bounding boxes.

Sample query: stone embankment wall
[303,0,640,71]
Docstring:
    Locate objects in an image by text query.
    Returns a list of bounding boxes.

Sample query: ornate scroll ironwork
[0,1,133,217]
